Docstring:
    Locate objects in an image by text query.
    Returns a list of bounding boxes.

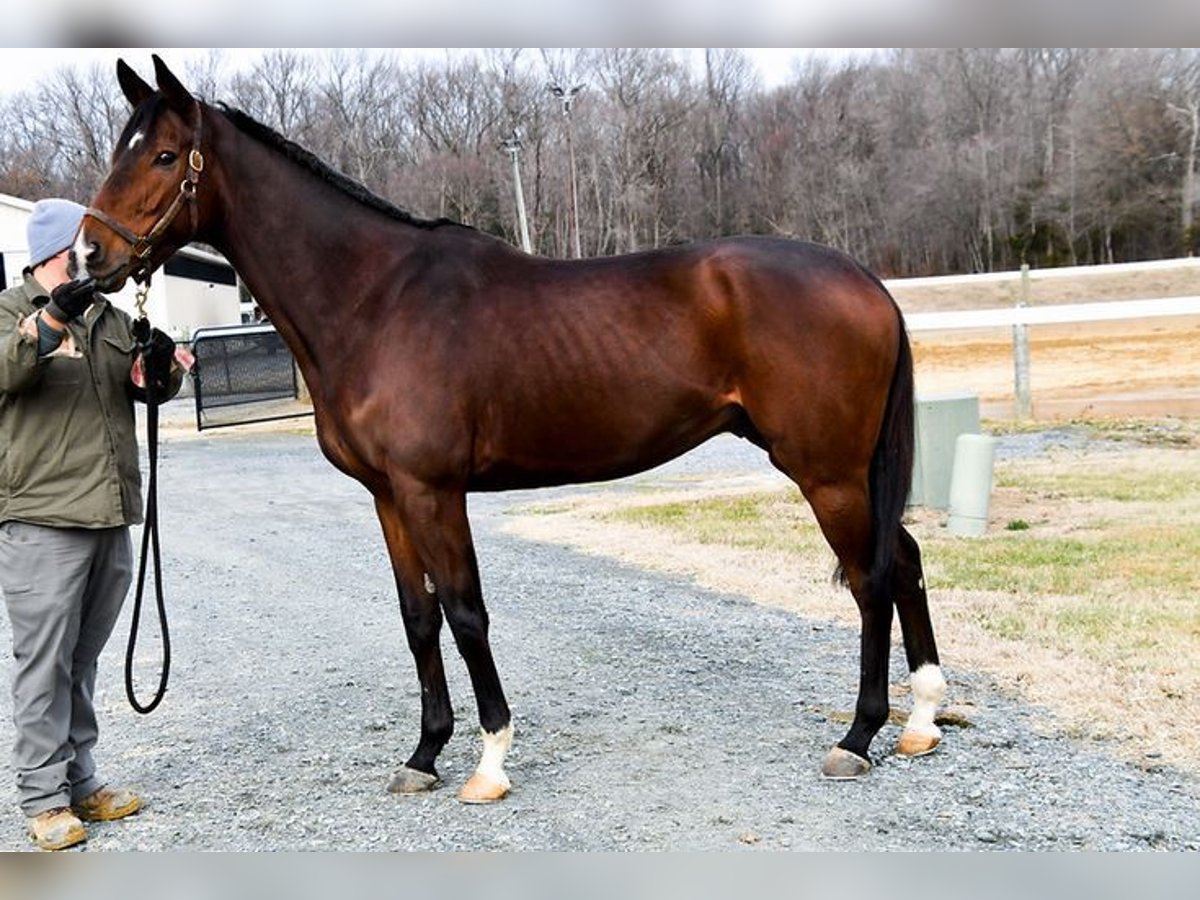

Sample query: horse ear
[152,54,194,112]
[116,59,154,107]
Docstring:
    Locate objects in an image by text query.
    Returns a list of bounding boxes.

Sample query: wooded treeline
[2,48,1197,276]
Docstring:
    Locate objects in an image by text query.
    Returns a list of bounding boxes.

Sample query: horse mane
[216,103,464,232]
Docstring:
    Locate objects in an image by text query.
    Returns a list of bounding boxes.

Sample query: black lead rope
[125,315,170,714]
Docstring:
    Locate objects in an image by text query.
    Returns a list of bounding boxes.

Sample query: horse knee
[400,596,442,642]
[444,602,489,649]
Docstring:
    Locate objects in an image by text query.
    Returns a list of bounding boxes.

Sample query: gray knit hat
[27,198,86,268]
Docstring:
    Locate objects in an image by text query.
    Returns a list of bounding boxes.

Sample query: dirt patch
[912,315,1200,419]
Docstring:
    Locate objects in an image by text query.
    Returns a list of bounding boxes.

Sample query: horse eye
[154,151,178,167]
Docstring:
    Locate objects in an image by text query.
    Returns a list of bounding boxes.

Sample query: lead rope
[125,280,170,714]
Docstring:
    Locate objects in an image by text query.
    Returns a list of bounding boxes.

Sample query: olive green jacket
[0,272,181,529]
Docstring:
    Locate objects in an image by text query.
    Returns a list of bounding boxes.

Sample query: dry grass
[505,439,1200,774]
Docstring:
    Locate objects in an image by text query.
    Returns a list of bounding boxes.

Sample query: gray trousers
[0,522,132,816]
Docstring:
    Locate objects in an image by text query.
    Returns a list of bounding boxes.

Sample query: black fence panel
[191,324,312,430]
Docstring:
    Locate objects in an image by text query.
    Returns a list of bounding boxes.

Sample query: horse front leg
[374,497,453,794]
[388,481,514,804]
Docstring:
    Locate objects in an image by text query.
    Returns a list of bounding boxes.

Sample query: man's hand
[44,278,96,324]
[142,327,176,393]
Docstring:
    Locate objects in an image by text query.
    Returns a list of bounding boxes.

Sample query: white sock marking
[474,723,513,788]
[904,663,946,737]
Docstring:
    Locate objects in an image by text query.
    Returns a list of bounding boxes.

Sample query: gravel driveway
[1,424,1197,850]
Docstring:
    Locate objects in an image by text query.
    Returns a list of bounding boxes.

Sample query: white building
[1,191,241,338]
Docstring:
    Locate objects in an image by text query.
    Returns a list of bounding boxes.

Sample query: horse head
[79,55,210,293]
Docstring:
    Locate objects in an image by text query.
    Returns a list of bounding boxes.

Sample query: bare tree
[697,49,755,236]
[1163,49,1200,253]
[312,50,407,194]
[230,49,318,141]
[4,47,1196,276]
[587,48,694,253]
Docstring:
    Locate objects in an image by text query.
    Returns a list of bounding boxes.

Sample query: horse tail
[866,304,915,604]
[836,298,915,605]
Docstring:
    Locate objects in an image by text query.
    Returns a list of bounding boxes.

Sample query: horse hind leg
[795,477,894,780]
[892,527,947,758]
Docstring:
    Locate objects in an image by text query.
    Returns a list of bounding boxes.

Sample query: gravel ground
[1,419,1198,851]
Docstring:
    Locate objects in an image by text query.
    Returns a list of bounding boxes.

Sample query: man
[0,198,182,850]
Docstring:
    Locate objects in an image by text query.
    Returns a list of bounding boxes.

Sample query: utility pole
[548,80,585,259]
[501,129,532,253]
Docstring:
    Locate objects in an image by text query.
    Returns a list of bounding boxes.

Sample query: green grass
[923,525,1200,596]
[924,533,1102,594]
[994,467,1199,503]
[605,493,826,555]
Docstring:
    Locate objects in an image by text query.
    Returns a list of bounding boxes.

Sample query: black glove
[142,327,176,394]
[45,278,96,324]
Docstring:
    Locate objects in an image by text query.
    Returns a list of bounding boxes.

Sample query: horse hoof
[457,772,510,804]
[387,765,440,794]
[896,729,942,758]
[821,746,872,780]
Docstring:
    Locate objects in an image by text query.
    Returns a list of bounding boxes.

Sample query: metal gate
[190,324,312,430]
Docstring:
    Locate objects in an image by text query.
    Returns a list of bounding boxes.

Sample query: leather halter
[85,100,205,286]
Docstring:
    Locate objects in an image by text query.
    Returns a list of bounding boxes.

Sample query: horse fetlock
[896,663,946,758]
[903,664,946,729]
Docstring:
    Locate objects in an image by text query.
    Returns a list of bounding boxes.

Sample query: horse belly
[467,386,738,492]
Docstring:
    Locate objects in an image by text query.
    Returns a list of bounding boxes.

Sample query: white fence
[889,255,1200,291]
[905,295,1200,332]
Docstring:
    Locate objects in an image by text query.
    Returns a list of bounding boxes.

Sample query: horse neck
[205,123,423,380]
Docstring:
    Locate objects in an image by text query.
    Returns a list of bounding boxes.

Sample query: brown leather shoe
[27,807,87,851]
[72,785,142,822]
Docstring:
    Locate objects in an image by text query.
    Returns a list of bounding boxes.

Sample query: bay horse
[79,56,945,803]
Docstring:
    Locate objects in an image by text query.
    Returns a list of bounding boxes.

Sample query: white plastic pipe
[946,433,997,537]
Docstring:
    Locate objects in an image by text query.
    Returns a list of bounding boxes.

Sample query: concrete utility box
[910,391,981,509]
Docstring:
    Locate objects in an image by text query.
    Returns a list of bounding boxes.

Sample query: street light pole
[501,129,532,253]
[548,81,585,259]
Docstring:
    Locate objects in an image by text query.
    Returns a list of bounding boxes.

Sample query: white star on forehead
[128,131,144,150]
